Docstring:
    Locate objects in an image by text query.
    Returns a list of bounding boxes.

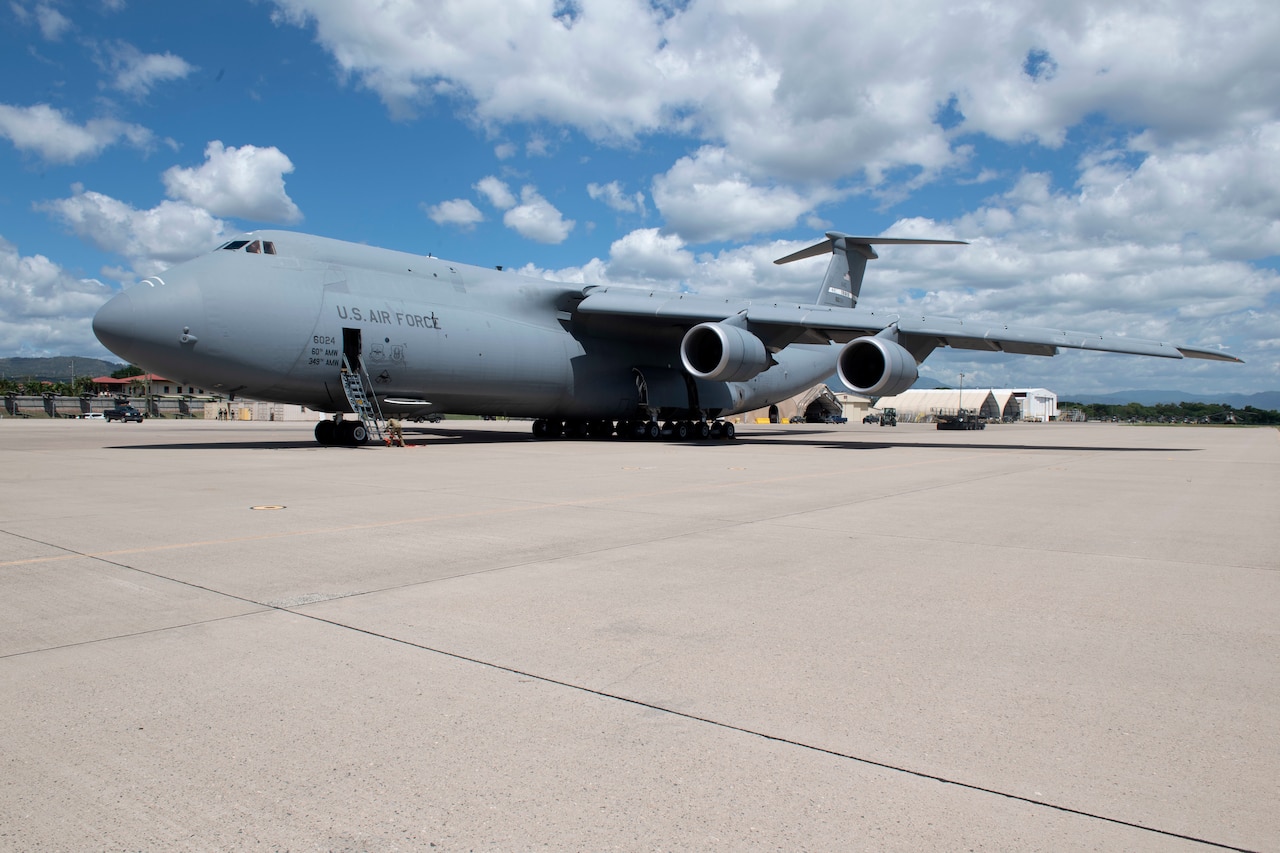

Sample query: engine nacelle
[680,322,770,382]
[837,337,919,397]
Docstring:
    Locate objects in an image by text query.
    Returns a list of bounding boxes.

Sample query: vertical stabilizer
[773,231,968,311]
[816,235,874,308]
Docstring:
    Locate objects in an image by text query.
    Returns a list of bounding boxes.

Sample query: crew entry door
[343,327,362,372]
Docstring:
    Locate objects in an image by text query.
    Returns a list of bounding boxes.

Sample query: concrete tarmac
[1,418,1276,851]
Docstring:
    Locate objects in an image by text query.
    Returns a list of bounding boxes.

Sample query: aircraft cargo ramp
[1,419,1276,851]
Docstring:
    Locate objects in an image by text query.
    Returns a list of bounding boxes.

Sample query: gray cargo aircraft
[92,230,1241,445]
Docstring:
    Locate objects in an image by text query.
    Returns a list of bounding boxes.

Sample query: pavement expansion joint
[292,608,1260,853]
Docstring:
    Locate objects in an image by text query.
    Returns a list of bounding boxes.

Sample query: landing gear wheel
[696,421,711,440]
[532,419,548,439]
[338,420,368,446]
[673,421,690,440]
[644,420,661,440]
[721,421,735,440]
[315,420,337,445]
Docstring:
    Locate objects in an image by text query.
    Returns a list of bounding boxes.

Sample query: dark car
[104,405,144,423]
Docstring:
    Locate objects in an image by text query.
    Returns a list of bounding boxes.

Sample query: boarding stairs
[340,355,385,443]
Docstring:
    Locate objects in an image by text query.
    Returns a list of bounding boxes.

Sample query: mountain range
[1054,389,1280,409]
[1,357,124,383]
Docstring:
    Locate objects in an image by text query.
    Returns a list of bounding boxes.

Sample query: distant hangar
[740,386,1058,423]
[873,388,1059,422]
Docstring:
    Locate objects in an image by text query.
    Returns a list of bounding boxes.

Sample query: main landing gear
[531,418,736,441]
[315,417,369,447]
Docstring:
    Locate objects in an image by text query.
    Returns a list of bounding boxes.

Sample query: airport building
[90,374,213,397]
[872,388,1058,422]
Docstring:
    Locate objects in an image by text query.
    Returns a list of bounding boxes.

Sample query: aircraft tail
[774,232,968,309]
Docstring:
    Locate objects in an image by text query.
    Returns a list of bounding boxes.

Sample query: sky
[2,0,1278,395]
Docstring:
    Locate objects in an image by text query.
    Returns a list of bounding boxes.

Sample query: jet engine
[837,336,919,397]
[680,322,770,382]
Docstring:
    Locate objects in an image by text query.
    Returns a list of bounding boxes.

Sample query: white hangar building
[873,388,1058,422]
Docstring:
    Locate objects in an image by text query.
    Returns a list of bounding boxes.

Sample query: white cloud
[474,176,516,209]
[587,180,645,215]
[603,228,694,282]
[34,2,71,40]
[41,186,230,278]
[425,198,484,228]
[269,0,1280,191]
[525,134,551,157]
[269,0,678,131]
[162,141,302,224]
[519,228,809,299]
[502,186,574,244]
[652,147,841,243]
[11,2,72,40]
[0,234,115,357]
[471,177,573,242]
[0,103,154,164]
[104,41,196,97]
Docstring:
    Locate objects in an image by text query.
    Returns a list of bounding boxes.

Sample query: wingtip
[1176,346,1244,363]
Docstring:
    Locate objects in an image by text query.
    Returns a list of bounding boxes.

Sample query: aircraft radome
[92,230,1242,446]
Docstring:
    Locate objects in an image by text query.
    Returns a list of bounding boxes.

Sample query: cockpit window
[219,239,277,254]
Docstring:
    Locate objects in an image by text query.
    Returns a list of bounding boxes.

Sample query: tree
[111,364,144,379]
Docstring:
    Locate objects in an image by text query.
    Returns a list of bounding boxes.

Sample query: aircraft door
[343,328,362,371]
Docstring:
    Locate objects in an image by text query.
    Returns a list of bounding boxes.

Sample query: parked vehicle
[936,409,985,430]
[81,412,105,420]
[879,408,898,427]
[104,406,143,423]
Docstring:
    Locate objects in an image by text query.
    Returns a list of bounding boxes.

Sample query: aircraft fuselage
[92,231,838,424]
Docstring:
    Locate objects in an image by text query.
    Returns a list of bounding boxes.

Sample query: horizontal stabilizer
[774,232,968,265]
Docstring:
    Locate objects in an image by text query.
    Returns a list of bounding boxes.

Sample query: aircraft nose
[92,289,138,362]
[92,275,207,372]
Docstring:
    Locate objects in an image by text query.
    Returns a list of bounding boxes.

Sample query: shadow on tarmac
[112,425,1197,453]
[730,434,1197,453]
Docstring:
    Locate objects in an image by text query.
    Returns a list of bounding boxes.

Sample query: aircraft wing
[573,288,1242,362]
[891,315,1242,361]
